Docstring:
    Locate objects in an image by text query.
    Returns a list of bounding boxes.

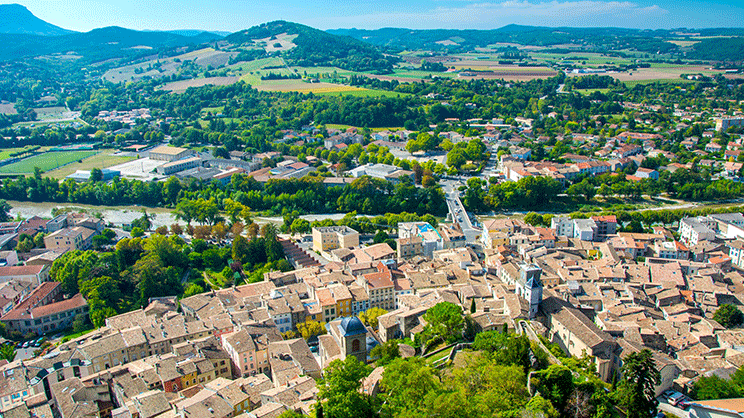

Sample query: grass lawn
[46,151,135,179]
[0,146,47,160]
[0,151,98,174]
[573,88,611,95]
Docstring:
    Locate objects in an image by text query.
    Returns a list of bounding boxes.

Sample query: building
[156,156,203,175]
[715,117,744,132]
[0,264,50,285]
[540,296,617,381]
[397,236,424,259]
[1,293,88,336]
[43,226,97,252]
[348,164,415,184]
[65,169,120,182]
[680,217,717,245]
[361,263,395,311]
[591,215,618,236]
[320,316,369,366]
[312,226,359,253]
[148,145,194,162]
[634,167,659,180]
[689,398,744,418]
[398,222,441,258]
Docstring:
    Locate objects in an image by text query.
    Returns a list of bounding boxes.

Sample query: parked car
[678,399,690,409]
[668,392,685,407]
[662,389,675,399]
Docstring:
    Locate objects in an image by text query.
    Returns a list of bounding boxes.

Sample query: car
[662,389,675,399]
[678,400,690,409]
[668,393,685,407]
[22,341,30,348]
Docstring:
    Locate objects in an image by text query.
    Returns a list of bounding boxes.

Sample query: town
[3,3,744,418]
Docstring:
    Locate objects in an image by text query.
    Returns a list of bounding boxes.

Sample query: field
[160,76,241,93]
[574,88,611,95]
[0,151,98,174]
[0,146,47,160]
[0,103,16,115]
[45,151,136,179]
[103,48,239,83]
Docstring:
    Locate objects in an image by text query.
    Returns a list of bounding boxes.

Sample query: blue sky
[5,0,744,32]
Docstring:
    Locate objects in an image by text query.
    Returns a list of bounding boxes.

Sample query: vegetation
[714,304,744,328]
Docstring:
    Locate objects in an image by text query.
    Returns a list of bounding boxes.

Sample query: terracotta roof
[0,265,45,277]
[691,398,744,413]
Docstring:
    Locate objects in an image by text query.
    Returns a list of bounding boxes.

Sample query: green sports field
[0,151,99,174]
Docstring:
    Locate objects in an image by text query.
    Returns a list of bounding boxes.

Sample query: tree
[297,319,326,340]
[232,235,251,264]
[694,375,742,400]
[183,283,205,298]
[316,356,375,418]
[290,218,311,235]
[423,302,463,343]
[15,238,32,253]
[714,304,744,328]
[170,223,183,236]
[90,168,103,182]
[370,340,400,366]
[33,232,46,248]
[155,226,168,235]
[359,307,387,329]
[0,200,10,222]
[524,212,543,226]
[0,344,16,362]
[534,365,575,413]
[470,298,476,314]
[130,227,144,238]
[616,349,661,418]
[525,394,559,418]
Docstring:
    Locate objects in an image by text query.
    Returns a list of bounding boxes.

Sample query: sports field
[0,151,98,174]
[46,151,135,179]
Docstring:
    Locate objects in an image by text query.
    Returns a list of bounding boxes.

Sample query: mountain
[327,26,673,54]
[0,4,75,36]
[226,21,398,72]
[0,26,222,62]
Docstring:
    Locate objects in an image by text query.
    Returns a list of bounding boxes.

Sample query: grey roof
[339,316,366,337]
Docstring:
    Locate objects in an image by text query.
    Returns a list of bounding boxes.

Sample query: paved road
[15,347,37,361]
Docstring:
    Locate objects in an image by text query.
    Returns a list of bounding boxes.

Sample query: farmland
[0,151,99,174]
[160,76,241,93]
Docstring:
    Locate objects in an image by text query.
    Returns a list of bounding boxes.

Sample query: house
[312,226,359,253]
[44,226,98,252]
[634,167,659,180]
[540,296,617,381]
[1,293,88,336]
[688,398,744,418]
[679,217,716,245]
[591,215,618,236]
[0,264,50,285]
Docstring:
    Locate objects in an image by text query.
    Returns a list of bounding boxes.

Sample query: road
[657,397,689,418]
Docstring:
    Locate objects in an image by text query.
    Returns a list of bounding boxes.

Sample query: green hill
[227,21,398,73]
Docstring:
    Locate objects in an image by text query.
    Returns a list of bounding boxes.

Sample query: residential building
[312,226,359,253]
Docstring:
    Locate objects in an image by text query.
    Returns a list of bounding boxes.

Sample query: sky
[5,0,744,32]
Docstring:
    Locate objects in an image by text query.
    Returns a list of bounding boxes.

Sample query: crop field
[104,48,238,83]
[46,151,135,179]
[0,151,98,174]
[160,76,241,93]
[0,146,45,160]
[0,103,16,115]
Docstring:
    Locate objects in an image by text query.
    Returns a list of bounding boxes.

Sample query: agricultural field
[160,76,241,93]
[34,106,73,120]
[0,151,98,174]
[0,146,47,160]
[0,102,16,115]
[103,48,239,83]
[45,150,135,179]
